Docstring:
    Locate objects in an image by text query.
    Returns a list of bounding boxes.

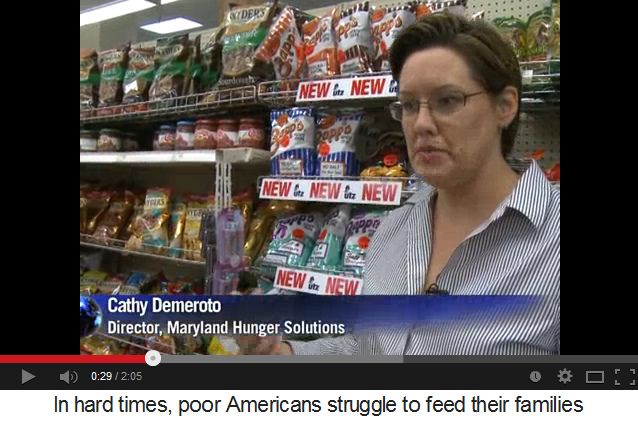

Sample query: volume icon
[60,371,78,384]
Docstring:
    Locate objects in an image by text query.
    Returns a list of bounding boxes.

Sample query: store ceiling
[80,0,340,36]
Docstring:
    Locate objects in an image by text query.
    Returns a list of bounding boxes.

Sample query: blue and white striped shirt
[289,159,560,355]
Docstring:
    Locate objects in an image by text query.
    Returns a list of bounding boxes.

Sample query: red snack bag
[256,6,308,88]
[303,9,340,79]
[371,4,416,72]
[337,1,375,75]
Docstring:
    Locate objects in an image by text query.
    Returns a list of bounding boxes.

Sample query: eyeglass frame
[389,90,488,122]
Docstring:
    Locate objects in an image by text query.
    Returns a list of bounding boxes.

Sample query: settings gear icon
[558,369,573,384]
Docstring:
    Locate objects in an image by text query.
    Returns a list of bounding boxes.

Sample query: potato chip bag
[337,2,374,75]
[86,190,113,235]
[94,191,135,244]
[307,204,351,271]
[371,4,416,72]
[316,110,364,176]
[303,9,339,78]
[183,195,214,261]
[168,198,187,258]
[262,212,323,267]
[141,187,172,255]
[343,209,388,276]
[270,107,317,176]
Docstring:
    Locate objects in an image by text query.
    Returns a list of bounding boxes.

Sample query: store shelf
[257,60,560,110]
[80,85,263,126]
[80,148,270,165]
[257,175,413,206]
[80,234,206,267]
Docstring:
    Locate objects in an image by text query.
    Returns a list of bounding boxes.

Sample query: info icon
[80,295,102,338]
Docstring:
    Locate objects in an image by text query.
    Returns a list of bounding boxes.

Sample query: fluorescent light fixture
[161,0,181,4]
[141,17,202,34]
[80,0,156,27]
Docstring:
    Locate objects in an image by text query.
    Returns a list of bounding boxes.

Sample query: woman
[243,12,560,355]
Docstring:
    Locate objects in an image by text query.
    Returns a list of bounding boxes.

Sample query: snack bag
[186,35,202,97]
[168,198,187,258]
[432,0,468,16]
[123,194,145,249]
[86,190,114,235]
[526,6,552,68]
[270,107,317,176]
[262,212,323,267]
[183,195,214,261]
[244,210,276,265]
[219,2,279,88]
[232,190,254,227]
[343,209,388,276]
[307,204,351,271]
[303,9,340,79]
[98,44,130,109]
[80,49,100,110]
[93,191,135,244]
[122,45,156,109]
[360,132,409,178]
[549,0,560,61]
[201,27,225,92]
[493,16,528,62]
[371,4,416,72]
[316,110,364,177]
[141,187,172,255]
[256,6,307,89]
[80,190,89,234]
[149,35,190,103]
[337,2,375,75]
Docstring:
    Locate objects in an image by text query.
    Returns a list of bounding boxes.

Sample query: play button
[22,370,35,385]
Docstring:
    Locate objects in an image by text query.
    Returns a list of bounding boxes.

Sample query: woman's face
[398,47,516,189]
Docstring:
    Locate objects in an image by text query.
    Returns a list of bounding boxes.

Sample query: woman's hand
[238,336,293,355]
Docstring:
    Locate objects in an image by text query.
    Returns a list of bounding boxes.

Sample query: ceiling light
[141,17,202,34]
[161,0,181,4]
[80,0,156,27]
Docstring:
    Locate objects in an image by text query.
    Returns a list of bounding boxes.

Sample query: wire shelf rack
[80,234,206,267]
[80,85,261,126]
[256,60,560,110]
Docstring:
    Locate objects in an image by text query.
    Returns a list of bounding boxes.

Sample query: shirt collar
[405,158,553,229]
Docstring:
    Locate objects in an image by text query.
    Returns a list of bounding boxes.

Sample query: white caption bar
[260,178,402,206]
[296,74,397,102]
[274,267,363,296]
[4,390,633,419]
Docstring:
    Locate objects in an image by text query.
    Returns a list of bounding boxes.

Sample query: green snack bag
[307,204,351,271]
[262,212,323,267]
[526,6,552,63]
[493,16,528,62]
[342,209,388,276]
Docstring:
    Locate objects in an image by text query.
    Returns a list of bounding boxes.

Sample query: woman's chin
[413,162,451,187]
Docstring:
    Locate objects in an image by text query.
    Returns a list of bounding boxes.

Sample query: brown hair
[389,13,522,157]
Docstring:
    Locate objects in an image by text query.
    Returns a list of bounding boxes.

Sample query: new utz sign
[274,267,363,296]
[296,74,398,102]
[259,178,402,206]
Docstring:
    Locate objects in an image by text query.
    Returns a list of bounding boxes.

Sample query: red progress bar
[0,355,146,363]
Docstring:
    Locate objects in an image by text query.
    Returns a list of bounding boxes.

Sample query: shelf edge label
[274,267,363,296]
[259,178,402,206]
[296,74,398,102]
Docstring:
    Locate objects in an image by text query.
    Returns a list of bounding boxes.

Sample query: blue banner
[83,295,539,338]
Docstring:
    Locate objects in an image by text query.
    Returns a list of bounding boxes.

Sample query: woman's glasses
[389,91,486,121]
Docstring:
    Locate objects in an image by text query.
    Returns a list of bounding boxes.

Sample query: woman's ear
[496,86,519,129]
